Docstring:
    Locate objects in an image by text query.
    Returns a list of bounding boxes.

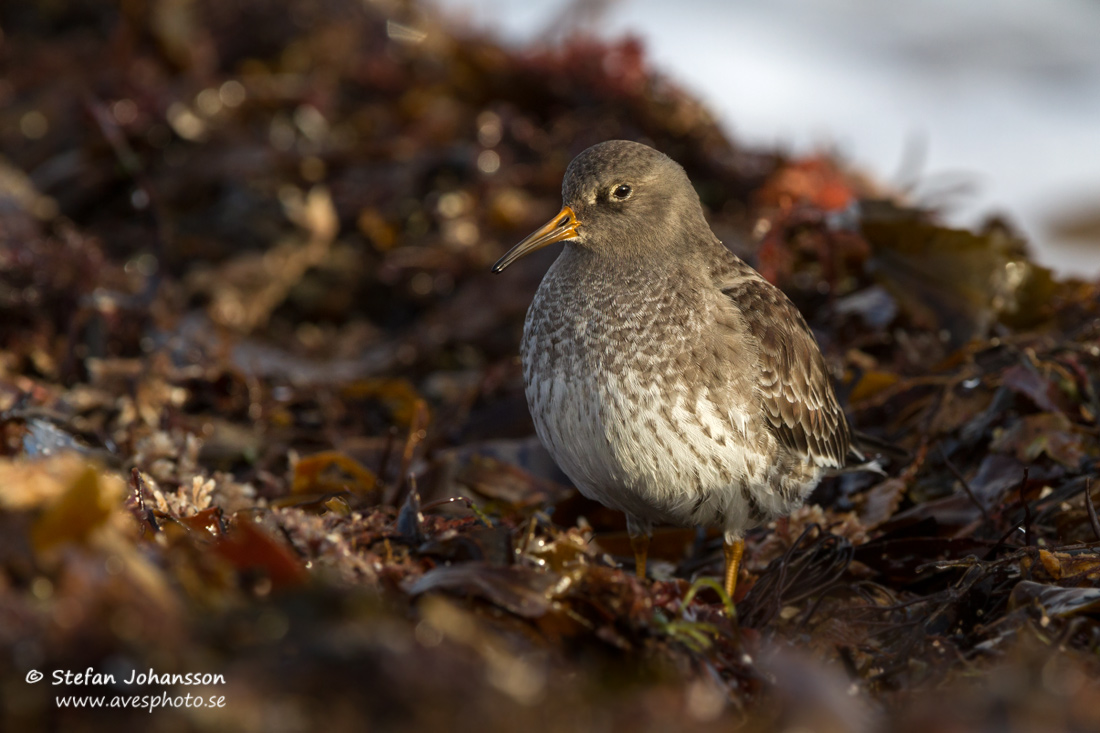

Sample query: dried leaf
[991,413,1089,468]
[1001,364,1061,413]
[407,563,561,618]
[857,477,907,529]
[31,463,121,552]
[213,518,307,588]
[1009,580,1100,618]
[292,450,378,496]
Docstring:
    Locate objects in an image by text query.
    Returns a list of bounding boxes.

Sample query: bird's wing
[720,277,851,469]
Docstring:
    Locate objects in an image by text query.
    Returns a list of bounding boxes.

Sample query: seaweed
[1,2,1099,731]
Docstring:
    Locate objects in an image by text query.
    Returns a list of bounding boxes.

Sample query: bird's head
[492,140,709,273]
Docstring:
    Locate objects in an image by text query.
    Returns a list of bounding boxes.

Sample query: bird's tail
[842,430,910,476]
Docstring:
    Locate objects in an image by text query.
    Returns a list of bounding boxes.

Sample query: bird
[492,140,868,600]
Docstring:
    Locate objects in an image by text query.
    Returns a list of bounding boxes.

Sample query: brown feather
[719,277,851,469]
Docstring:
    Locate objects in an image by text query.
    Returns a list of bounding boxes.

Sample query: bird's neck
[560,227,728,281]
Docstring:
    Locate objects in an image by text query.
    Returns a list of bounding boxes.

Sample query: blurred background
[435,0,1100,276]
[3,2,1100,731]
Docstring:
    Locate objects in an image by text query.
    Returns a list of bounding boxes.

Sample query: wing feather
[720,277,851,469]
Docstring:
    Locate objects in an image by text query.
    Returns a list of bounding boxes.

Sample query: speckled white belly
[522,324,805,536]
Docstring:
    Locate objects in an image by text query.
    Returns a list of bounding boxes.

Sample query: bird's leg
[723,537,745,599]
[629,533,650,579]
[626,514,652,580]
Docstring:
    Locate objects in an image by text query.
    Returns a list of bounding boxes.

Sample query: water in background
[433,0,1100,277]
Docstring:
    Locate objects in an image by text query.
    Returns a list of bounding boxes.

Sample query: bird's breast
[518,260,777,526]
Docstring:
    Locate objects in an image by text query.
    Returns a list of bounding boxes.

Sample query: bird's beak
[492,206,581,273]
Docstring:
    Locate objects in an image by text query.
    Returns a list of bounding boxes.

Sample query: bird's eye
[612,184,632,200]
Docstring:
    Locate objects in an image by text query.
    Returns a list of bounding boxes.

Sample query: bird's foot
[629,533,650,580]
[723,537,745,599]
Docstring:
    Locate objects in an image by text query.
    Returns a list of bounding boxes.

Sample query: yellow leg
[630,533,650,579]
[723,538,745,599]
